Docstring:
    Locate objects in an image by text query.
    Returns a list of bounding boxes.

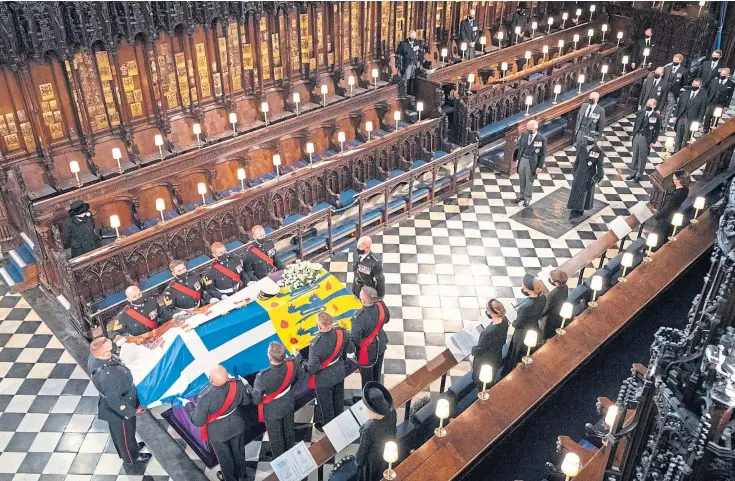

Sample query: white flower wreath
[279,260,323,290]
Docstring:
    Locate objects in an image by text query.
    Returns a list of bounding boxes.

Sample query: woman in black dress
[356,382,397,481]
[505,274,547,372]
[649,168,690,246]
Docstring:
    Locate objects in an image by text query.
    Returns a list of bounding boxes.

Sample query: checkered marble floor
[4,103,732,481]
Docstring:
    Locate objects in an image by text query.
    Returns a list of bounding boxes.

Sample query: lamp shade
[109,215,121,229]
[562,12,569,20]
[694,197,706,210]
[573,34,580,43]
[643,47,650,57]
[154,134,164,146]
[618,31,624,39]
[393,111,401,121]
[112,147,122,160]
[372,68,379,78]
[699,0,706,5]
[306,142,314,154]
[714,107,723,118]
[441,47,448,57]
[646,233,659,247]
[590,4,597,12]
[514,26,521,35]
[435,398,450,419]
[561,453,581,477]
[605,404,619,428]
[155,198,166,212]
[272,154,281,166]
[523,330,538,348]
[292,92,300,103]
[560,302,573,319]
[532,22,538,30]
[524,50,531,60]
[578,74,585,84]
[383,441,398,464]
[665,137,675,148]
[622,55,629,64]
[348,75,355,86]
[602,24,608,32]
[542,45,549,54]
[588,29,594,37]
[197,182,207,195]
[525,95,533,106]
[554,84,562,94]
[229,112,237,124]
[237,168,246,180]
[416,101,424,112]
[690,121,700,132]
[671,212,684,227]
[260,102,269,113]
[479,364,493,384]
[192,123,201,135]
[320,84,328,95]
[590,275,603,291]
[480,36,486,45]
[338,131,346,142]
[460,42,467,51]
[497,32,504,41]
[621,252,634,268]
[69,160,80,174]
[467,73,475,84]
[501,62,508,71]
[548,17,554,26]
[575,8,582,16]
[365,121,373,132]
[558,40,565,49]
[601,64,609,74]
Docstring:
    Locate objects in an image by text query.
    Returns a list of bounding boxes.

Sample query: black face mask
[673,61,680,66]
[712,56,720,62]
[692,85,700,91]
[356,248,366,256]
[521,288,530,297]
[721,75,728,80]
[589,99,596,105]
[654,73,661,79]
[131,297,144,307]
[646,106,653,111]
[645,33,652,38]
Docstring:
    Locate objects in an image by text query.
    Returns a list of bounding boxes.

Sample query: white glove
[238,375,250,387]
[221,294,229,299]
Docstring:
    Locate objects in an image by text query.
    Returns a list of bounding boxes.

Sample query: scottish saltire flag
[121,271,361,408]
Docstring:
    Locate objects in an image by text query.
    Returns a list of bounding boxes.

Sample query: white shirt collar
[359,253,368,262]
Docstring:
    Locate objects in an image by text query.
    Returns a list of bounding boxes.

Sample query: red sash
[251,246,275,266]
[358,303,386,366]
[258,360,294,422]
[173,282,201,300]
[213,262,241,283]
[308,330,344,389]
[201,380,237,442]
[124,307,157,330]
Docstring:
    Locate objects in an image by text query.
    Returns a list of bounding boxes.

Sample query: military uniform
[243,239,283,283]
[574,102,606,144]
[160,273,203,321]
[110,297,163,337]
[302,328,353,426]
[630,109,662,178]
[350,301,390,388]
[88,354,142,463]
[186,379,251,481]
[251,360,303,457]
[516,130,547,203]
[352,252,386,298]
[203,254,245,301]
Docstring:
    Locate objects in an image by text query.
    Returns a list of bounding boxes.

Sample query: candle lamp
[393,110,401,131]
[460,41,468,59]
[663,136,675,159]
[577,74,585,94]
[531,21,537,38]
[601,65,609,83]
[155,134,164,160]
[441,47,448,66]
[497,31,504,48]
[601,24,608,42]
[193,122,202,148]
[589,275,603,307]
[112,147,122,173]
[434,398,449,437]
[575,8,582,23]
[669,213,684,242]
[558,39,565,56]
[69,160,82,188]
[467,73,475,88]
[561,452,581,481]
[155,198,166,224]
[689,121,700,143]
[622,55,629,74]
[477,364,493,401]
[557,302,574,336]
[338,131,346,152]
[348,75,355,97]
[321,84,328,107]
[553,84,562,104]
[589,4,596,22]
[306,142,315,164]
[501,62,508,80]
[588,29,594,46]
[617,31,624,47]
[699,0,706,16]
[542,45,549,62]
[292,92,301,115]
[197,182,207,207]
[524,95,533,116]
[514,26,521,44]
[229,112,238,136]
[642,47,650,67]
[573,34,579,51]
[691,197,705,224]
[383,441,398,480]
[416,101,424,122]
[366,121,373,141]
[237,168,246,193]
[479,36,486,54]
[273,154,281,178]
[110,215,123,241]
[261,102,269,126]
[547,17,554,35]
[643,233,658,263]
[562,12,569,29]
[712,106,723,128]
[372,68,379,89]
[603,405,619,445]
[522,330,538,366]
[618,252,634,283]
[524,50,531,69]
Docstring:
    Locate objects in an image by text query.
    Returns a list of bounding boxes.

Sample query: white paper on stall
[350,400,371,426]
[272,441,318,481]
[630,201,654,223]
[447,327,480,362]
[323,409,362,452]
[609,216,633,240]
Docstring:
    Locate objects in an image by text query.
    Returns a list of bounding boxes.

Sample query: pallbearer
[352,236,385,299]
[243,225,283,283]
[351,286,390,388]
[109,285,162,338]
[184,365,251,481]
[203,242,245,302]
[161,259,204,321]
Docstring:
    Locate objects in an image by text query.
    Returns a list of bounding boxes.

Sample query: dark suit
[697,59,723,88]
[663,63,689,101]
[395,39,421,77]
[459,18,480,57]
[703,78,735,132]
[574,102,606,143]
[631,109,662,176]
[639,74,669,110]
[516,131,547,201]
[673,89,707,151]
[634,37,655,66]
[356,410,397,481]
[65,214,101,257]
[472,317,509,387]
[511,10,528,43]
[539,285,570,341]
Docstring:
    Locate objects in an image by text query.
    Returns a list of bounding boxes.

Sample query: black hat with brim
[362,381,393,416]
[69,200,90,215]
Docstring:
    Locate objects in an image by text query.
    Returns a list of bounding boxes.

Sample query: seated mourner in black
[356,382,397,481]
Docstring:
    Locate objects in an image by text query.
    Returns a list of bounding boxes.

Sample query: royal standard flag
[121,271,361,408]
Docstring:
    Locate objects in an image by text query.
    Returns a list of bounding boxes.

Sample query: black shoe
[217,471,225,481]
[522,199,530,207]
[126,453,151,464]
[314,422,324,433]
[137,442,146,451]
[625,173,636,180]
[632,175,641,183]
[512,197,523,204]
[585,422,605,438]
[569,210,583,219]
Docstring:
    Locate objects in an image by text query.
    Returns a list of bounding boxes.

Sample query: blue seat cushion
[382,198,407,213]
[283,213,303,226]
[302,235,328,252]
[92,291,127,313]
[225,240,244,251]
[362,209,383,224]
[389,169,406,179]
[407,187,430,202]
[412,159,427,169]
[312,202,334,213]
[456,169,471,180]
[479,113,524,139]
[528,72,543,81]
[186,255,211,269]
[332,221,358,239]
[323,150,338,158]
[435,176,453,189]
[338,189,358,207]
[538,117,567,139]
[373,129,389,138]
[120,225,141,236]
[275,248,297,265]
[367,178,382,189]
[139,269,173,291]
[433,151,449,159]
